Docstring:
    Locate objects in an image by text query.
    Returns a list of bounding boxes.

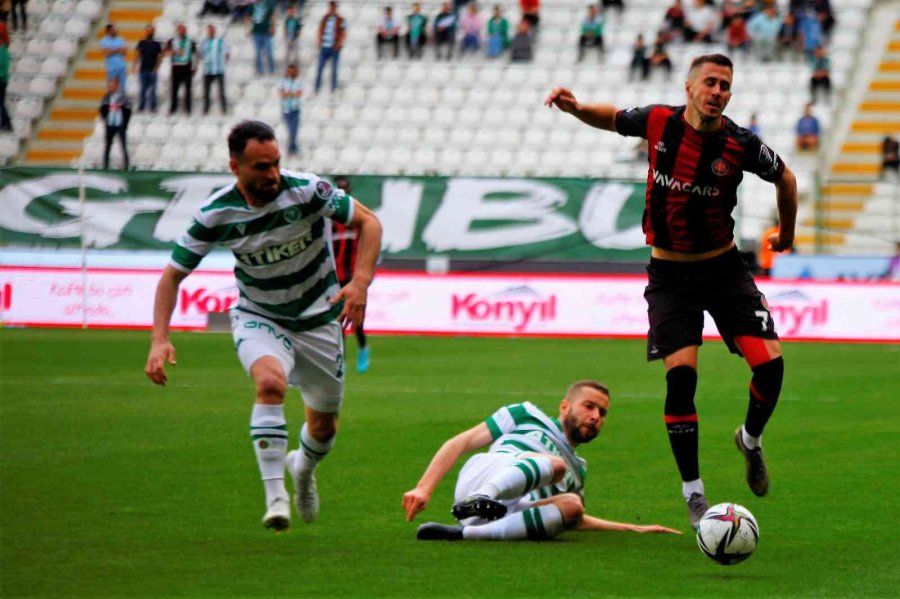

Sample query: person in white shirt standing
[281,63,303,155]
[201,24,229,115]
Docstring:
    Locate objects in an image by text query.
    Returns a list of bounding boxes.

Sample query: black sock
[745,357,783,438]
[665,365,699,482]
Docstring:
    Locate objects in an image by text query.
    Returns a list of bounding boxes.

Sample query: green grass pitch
[1,329,898,598]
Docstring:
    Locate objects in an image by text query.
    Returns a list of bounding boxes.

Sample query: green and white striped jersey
[170,170,354,331]
[485,402,588,499]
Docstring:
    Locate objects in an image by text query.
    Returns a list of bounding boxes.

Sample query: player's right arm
[144,265,190,386]
[402,422,494,522]
[544,87,619,132]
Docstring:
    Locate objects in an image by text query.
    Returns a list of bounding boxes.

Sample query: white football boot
[286,450,319,523]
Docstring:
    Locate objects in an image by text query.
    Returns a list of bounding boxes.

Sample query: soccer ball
[696,503,760,565]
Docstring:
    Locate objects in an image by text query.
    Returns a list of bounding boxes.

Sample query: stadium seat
[51,0,76,16]
[15,57,41,77]
[28,78,57,98]
[75,0,101,18]
[0,136,19,162]
[41,58,68,79]
[63,17,91,38]
[16,98,43,120]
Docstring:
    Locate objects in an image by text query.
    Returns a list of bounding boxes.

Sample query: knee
[554,494,585,527]
[253,369,286,404]
[307,417,338,442]
[548,457,568,483]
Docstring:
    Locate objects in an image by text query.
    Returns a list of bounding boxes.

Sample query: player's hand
[330,279,368,330]
[402,488,430,522]
[145,339,176,386]
[633,524,683,535]
[544,86,580,114]
[767,231,794,253]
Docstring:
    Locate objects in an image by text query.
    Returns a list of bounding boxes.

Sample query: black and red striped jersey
[615,104,786,253]
[331,221,358,284]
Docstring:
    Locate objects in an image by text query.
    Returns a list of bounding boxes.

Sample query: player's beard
[247,177,280,204]
[563,412,598,445]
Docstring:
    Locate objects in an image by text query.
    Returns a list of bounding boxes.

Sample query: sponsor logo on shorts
[244,320,293,350]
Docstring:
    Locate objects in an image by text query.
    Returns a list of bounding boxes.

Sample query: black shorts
[643,248,778,361]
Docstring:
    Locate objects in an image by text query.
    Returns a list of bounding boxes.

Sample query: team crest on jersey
[316,180,335,200]
[258,440,269,449]
[711,158,730,176]
[284,207,301,223]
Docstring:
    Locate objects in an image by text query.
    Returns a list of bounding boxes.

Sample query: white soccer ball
[695,502,759,565]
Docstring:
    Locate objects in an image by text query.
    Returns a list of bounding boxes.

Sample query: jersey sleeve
[614,105,656,138]
[485,404,523,440]
[742,133,786,183]
[169,215,216,273]
[309,174,354,225]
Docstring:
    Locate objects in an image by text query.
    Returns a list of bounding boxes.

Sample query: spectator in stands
[662,0,686,42]
[134,24,163,113]
[459,3,484,56]
[577,4,605,62]
[377,6,401,59]
[683,0,717,43]
[201,24,229,115]
[648,31,673,78]
[748,113,761,137]
[777,10,800,58]
[406,3,428,59]
[881,135,900,181]
[316,1,346,93]
[232,0,255,23]
[520,0,540,29]
[433,2,457,60]
[485,5,509,58]
[280,63,303,155]
[100,24,128,93]
[726,15,751,53]
[798,8,823,60]
[746,5,780,62]
[0,1,9,24]
[882,242,900,280]
[167,23,197,115]
[284,5,302,65]
[602,0,624,13]
[795,103,820,152]
[9,0,25,32]
[628,34,649,81]
[199,0,230,16]
[0,23,10,132]
[250,0,276,75]
[509,19,533,63]
[808,45,831,104]
[100,78,131,171]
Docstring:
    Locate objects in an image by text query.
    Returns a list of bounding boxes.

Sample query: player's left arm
[329,200,383,329]
[768,165,797,253]
[576,514,682,534]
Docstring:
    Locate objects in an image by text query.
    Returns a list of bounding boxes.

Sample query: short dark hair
[228,120,276,158]
[689,53,733,75]
[566,380,611,401]
[333,174,351,191]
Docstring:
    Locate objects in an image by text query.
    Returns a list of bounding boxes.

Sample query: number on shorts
[754,310,769,332]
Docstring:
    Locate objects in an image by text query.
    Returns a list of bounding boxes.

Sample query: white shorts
[454,453,534,524]
[230,309,345,413]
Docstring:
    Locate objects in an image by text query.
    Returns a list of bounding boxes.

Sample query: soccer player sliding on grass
[402,380,681,541]
[546,53,798,528]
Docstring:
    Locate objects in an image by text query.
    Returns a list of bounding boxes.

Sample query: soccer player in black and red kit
[331,175,371,373]
[546,54,797,528]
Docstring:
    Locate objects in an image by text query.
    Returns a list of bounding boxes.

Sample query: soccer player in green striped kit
[145,121,382,532]
[403,381,681,540]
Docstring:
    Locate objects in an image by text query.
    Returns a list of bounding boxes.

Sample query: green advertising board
[0,167,650,261]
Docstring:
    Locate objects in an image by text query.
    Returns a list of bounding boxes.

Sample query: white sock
[250,404,288,505]
[462,505,566,541]
[682,478,704,501]
[298,422,335,475]
[474,455,556,500]
[742,425,761,450]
